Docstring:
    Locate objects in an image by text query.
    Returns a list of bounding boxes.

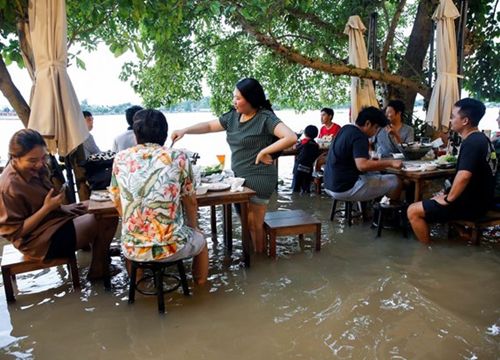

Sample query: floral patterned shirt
[110,143,195,261]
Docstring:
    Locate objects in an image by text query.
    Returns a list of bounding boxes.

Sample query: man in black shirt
[408,98,496,243]
[324,107,403,201]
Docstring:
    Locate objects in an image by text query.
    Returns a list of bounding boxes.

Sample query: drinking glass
[216,154,226,168]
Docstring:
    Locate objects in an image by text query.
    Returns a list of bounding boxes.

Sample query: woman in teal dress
[171,78,297,253]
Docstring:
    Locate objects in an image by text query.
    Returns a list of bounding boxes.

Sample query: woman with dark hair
[110,109,209,284]
[171,78,297,253]
[0,129,118,280]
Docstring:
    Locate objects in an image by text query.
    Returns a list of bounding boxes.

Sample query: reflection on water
[1,130,500,359]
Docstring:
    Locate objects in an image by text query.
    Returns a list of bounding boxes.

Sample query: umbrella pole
[428,22,435,87]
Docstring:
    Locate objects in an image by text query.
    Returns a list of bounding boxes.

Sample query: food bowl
[398,144,433,160]
[226,177,245,189]
[195,185,208,195]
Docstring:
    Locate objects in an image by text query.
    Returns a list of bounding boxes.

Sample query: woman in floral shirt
[110,109,208,284]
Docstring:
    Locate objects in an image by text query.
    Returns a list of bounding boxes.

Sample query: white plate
[402,166,421,172]
[206,182,231,192]
[90,192,111,201]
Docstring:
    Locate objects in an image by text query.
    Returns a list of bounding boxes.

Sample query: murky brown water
[1,167,499,359]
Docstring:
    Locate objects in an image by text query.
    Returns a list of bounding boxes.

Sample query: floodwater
[1,175,499,359]
[1,111,500,359]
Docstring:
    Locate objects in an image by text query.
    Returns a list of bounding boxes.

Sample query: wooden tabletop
[88,187,257,215]
[386,166,456,179]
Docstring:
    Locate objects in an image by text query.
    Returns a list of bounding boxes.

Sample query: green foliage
[462,0,500,101]
[1,0,498,115]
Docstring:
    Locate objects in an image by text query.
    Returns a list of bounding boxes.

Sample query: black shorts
[45,220,77,259]
[422,199,482,223]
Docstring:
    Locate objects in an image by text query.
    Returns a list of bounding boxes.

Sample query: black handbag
[81,151,115,190]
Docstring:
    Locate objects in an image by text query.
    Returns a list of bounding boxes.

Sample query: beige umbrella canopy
[425,0,460,131]
[27,0,88,156]
[344,16,379,123]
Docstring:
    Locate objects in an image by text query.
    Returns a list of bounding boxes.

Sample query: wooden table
[88,187,256,267]
[386,163,456,202]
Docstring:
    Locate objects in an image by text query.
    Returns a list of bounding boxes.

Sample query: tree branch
[284,6,343,39]
[0,54,30,127]
[230,9,431,99]
[380,0,407,73]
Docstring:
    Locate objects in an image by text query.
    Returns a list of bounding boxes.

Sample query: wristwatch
[444,195,452,204]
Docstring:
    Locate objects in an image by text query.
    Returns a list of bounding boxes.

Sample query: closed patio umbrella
[425,0,460,130]
[344,16,379,123]
[27,0,88,156]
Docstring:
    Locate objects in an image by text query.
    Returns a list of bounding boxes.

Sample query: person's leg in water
[247,202,268,253]
[73,214,118,279]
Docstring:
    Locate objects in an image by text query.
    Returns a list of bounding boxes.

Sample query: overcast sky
[0,43,143,108]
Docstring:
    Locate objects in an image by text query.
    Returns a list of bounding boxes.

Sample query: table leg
[315,224,321,251]
[223,204,233,254]
[210,205,217,242]
[240,201,252,267]
[414,180,422,202]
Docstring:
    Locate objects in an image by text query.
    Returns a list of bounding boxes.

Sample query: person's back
[324,124,367,193]
[110,109,208,284]
[293,125,320,193]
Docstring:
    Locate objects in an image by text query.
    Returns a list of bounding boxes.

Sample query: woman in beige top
[0,129,117,280]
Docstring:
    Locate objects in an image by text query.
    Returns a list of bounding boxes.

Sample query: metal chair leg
[177,261,190,296]
[128,262,137,304]
[330,199,338,221]
[155,267,165,314]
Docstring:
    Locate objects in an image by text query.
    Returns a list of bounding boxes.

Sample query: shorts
[423,199,484,223]
[45,220,77,259]
[159,230,206,263]
[249,195,270,205]
[326,174,399,202]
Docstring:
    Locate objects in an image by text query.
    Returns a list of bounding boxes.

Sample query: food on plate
[436,154,457,164]
[201,164,223,176]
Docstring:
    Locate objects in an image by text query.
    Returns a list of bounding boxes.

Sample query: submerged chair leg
[346,201,352,227]
[155,267,165,314]
[128,261,137,304]
[177,261,190,296]
[376,208,383,237]
[330,200,338,221]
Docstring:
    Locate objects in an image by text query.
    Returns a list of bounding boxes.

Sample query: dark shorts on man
[45,220,77,259]
[422,199,483,223]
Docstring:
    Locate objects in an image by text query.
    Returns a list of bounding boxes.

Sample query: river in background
[0,107,499,165]
[0,109,499,359]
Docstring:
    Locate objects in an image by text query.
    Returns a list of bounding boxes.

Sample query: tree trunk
[0,54,30,127]
[388,0,438,115]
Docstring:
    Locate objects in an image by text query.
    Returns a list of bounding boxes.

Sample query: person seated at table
[323,107,403,202]
[319,108,341,139]
[109,109,209,285]
[112,105,143,152]
[0,129,117,280]
[82,111,101,159]
[292,125,321,194]
[407,98,496,243]
[372,100,414,158]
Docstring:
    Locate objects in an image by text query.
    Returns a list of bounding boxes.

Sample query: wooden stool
[128,259,190,314]
[449,210,500,245]
[373,201,409,238]
[264,210,321,259]
[330,200,363,226]
[1,244,80,303]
